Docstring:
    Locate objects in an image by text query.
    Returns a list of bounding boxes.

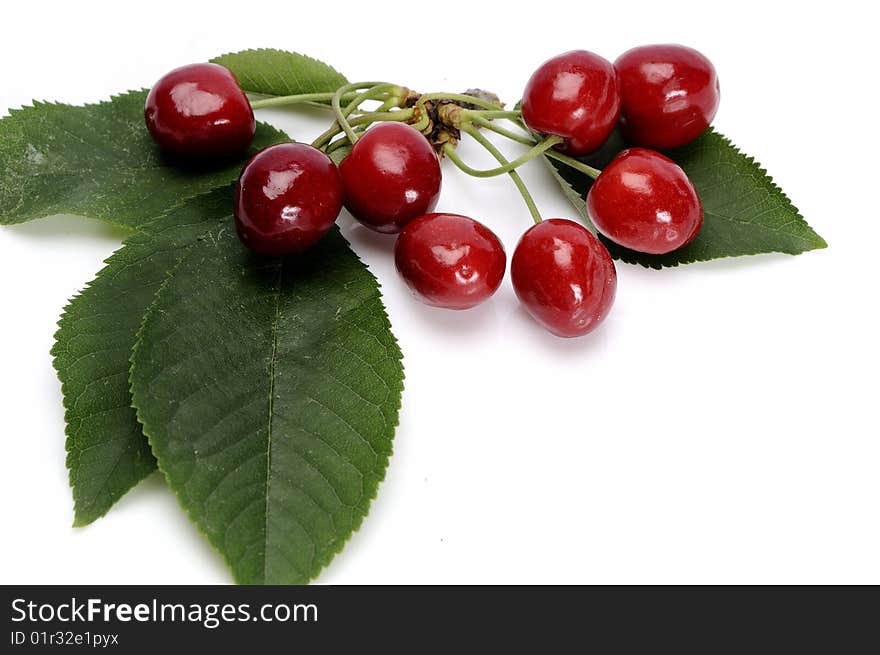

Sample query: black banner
[1,586,876,652]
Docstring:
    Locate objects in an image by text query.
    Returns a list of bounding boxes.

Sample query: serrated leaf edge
[1,88,148,119]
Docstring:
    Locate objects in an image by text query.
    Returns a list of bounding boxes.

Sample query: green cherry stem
[249,91,361,110]
[468,110,521,120]
[332,81,394,144]
[543,150,602,180]
[327,134,361,153]
[374,97,400,113]
[310,82,403,149]
[465,113,533,145]
[443,134,562,178]
[458,124,543,224]
[312,108,415,150]
[312,122,349,150]
[409,109,431,133]
[464,112,603,180]
[349,109,414,125]
[312,81,406,150]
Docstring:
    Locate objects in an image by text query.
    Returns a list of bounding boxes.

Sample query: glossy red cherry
[234,143,343,256]
[145,63,256,159]
[521,50,621,157]
[587,148,702,254]
[339,123,442,234]
[511,219,616,338]
[615,44,720,150]
[395,213,506,310]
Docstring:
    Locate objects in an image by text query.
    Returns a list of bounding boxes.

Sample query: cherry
[145,63,255,159]
[586,148,702,254]
[511,219,616,338]
[395,213,506,310]
[234,142,343,256]
[339,122,442,234]
[521,50,621,157]
[615,44,720,150]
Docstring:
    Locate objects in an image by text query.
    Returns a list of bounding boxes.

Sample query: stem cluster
[248,83,604,224]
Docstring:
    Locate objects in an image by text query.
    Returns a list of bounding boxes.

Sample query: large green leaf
[51,190,233,526]
[130,225,404,584]
[211,49,347,100]
[0,92,285,228]
[545,128,827,268]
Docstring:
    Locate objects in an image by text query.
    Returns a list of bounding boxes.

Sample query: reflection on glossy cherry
[511,219,616,337]
[615,44,720,150]
[234,143,343,256]
[521,50,621,156]
[339,122,442,234]
[395,213,506,310]
[144,63,255,159]
[587,148,703,254]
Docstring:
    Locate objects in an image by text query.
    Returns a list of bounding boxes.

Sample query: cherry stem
[468,110,521,120]
[443,134,562,177]
[327,133,361,153]
[465,113,534,145]
[312,81,409,150]
[249,91,361,110]
[464,112,603,180]
[409,109,431,133]
[543,150,602,179]
[374,96,400,113]
[312,108,415,150]
[458,124,542,224]
[331,82,397,144]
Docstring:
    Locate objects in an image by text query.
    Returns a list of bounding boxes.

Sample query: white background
[1,0,878,584]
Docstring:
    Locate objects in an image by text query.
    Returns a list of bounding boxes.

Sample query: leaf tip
[71,512,93,529]
[810,232,829,250]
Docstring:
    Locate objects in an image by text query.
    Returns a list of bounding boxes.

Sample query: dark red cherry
[144,63,255,159]
[395,213,506,310]
[234,143,343,256]
[587,148,702,254]
[615,44,720,150]
[521,50,621,157]
[339,122,442,234]
[511,219,616,338]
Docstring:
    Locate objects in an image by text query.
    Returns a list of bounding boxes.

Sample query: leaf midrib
[263,258,284,582]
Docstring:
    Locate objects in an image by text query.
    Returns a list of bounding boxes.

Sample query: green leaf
[0,91,285,228]
[130,225,404,584]
[543,154,591,227]
[545,128,827,268]
[211,49,347,101]
[327,144,352,166]
[52,190,234,525]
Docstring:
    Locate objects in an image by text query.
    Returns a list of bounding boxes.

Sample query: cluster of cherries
[144,44,719,337]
